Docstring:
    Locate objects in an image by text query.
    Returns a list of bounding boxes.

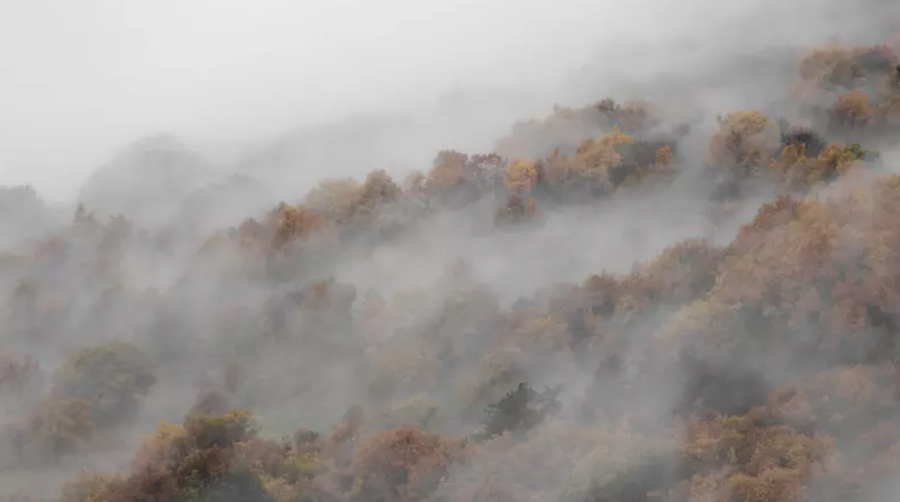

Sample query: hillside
[0,34,900,502]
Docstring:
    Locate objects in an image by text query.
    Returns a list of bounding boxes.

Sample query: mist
[1,0,900,501]
[2,0,895,203]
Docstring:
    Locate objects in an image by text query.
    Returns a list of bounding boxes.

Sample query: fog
[0,0,641,201]
[0,0,899,501]
[3,0,896,203]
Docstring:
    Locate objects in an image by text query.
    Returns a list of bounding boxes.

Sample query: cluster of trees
[1,35,900,501]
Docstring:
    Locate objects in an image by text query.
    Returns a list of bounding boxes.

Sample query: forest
[1,33,900,502]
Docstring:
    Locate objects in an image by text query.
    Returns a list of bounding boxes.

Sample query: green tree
[53,342,156,427]
[474,382,562,441]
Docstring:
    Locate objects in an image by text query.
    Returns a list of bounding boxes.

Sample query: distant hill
[77,134,217,225]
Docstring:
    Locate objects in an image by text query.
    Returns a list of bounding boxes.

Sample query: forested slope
[1,35,900,502]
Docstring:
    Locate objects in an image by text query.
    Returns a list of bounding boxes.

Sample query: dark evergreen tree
[474,381,561,441]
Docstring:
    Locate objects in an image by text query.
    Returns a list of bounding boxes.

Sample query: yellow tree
[305,178,363,223]
[569,127,636,190]
[876,92,900,127]
[271,205,325,250]
[25,397,94,459]
[350,426,468,502]
[503,158,538,193]
[830,89,873,128]
[705,110,781,174]
[426,150,468,191]
[359,169,401,208]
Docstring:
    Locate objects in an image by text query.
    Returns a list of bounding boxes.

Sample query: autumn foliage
[4,33,900,502]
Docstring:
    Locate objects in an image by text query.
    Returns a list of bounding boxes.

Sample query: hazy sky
[0,0,893,202]
[0,0,661,202]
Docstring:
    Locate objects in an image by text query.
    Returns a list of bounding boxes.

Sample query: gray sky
[0,0,893,202]
[0,0,644,201]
